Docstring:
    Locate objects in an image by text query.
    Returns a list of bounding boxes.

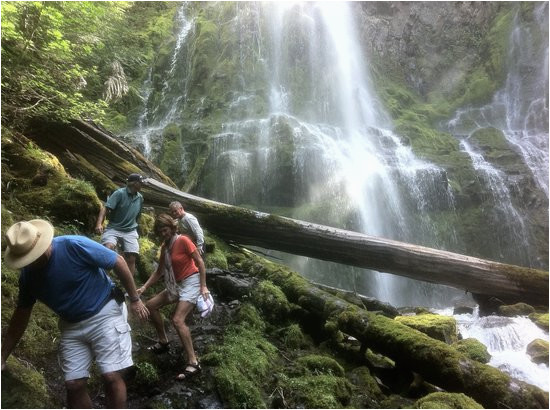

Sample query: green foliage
[134,361,160,389]
[1,1,178,130]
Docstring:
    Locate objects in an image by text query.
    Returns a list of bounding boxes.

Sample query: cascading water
[202,2,465,308]
[437,307,549,391]
[445,3,548,268]
[446,3,548,197]
[131,3,194,159]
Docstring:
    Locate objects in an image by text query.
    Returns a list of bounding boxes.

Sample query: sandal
[147,341,170,354]
[175,363,201,381]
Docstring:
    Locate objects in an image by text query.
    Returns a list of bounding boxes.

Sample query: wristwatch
[129,295,140,303]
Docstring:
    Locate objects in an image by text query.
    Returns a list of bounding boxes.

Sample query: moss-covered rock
[281,323,310,349]
[277,373,353,409]
[394,314,458,344]
[414,392,483,409]
[295,354,345,377]
[526,339,549,366]
[453,338,491,364]
[201,319,277,409]
[528,313,549,332]
[136,237,159,284]
[498,302,536,317]
[347,366,386,407]
[1,356,59,408]
[251,280,291,323]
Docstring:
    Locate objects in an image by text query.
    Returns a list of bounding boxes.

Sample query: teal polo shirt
[105,187,143,232]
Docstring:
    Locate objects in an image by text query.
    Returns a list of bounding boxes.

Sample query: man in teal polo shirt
[95,173,145,275]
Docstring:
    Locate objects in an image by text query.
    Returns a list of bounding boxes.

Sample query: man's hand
[95,225,104,235]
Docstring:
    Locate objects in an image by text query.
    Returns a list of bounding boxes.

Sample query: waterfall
[459,139,534,265]
[446,3,549,197]
[130,3,194,158]
[437,307,549,391]
[200,2,464,308]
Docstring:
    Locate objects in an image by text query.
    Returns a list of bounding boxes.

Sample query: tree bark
[142,177,548,306]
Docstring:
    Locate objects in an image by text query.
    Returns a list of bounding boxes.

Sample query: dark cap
[127,173,145,183]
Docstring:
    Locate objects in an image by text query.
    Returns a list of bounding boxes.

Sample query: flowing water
[130,2,548,389]
[202,2,464,308]
[437,307,549,391]
[446,3,549,197]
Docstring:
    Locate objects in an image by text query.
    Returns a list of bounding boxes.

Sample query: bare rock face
[355,2,500,96]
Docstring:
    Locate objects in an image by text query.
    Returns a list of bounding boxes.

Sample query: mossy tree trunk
[142,177,548,307]
[232,253,549,409]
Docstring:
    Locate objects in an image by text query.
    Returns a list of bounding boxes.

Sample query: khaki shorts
[58,300,132,380]
[177,273,201,303]
[101,228,139,254]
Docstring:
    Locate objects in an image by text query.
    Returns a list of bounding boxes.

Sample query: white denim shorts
[58,299,133,381]
[177,273,201,303]
[101,228,139,254]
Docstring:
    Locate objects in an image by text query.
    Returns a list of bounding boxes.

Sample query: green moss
[498,302,535,317]
[526,339,549,365]
[348,366,385,406]
[203,233,229,270]
[395,314,458,344]
[136,237,159,284]
[235,303,266,332]
[295,354,345,377]
[201,322,276,408]
[453,338,491,364]
[139,211,155,237]
[414,392,483,409]
[1,356,59,408]
[281,324,309,349]
[528,313,549,332]
[251,280,291,322]
[134,361,160,389]
[277,373,353,408]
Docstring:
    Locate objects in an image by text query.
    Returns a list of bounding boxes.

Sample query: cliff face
[356,2,501,97]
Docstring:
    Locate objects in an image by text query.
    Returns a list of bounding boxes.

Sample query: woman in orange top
[137,213,208,380]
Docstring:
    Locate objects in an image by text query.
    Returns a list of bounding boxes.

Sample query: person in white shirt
[168,201,204,255]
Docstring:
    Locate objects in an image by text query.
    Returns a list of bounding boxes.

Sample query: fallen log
[24,120,548,306]
[142,177,548,306]
[236,250,549,409]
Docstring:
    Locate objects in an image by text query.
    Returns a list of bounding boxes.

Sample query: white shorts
[101,228,139,254]
[58,300,133,381]
[177,273,201,303]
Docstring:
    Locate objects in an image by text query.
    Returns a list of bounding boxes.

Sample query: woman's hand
[130,299,149,320]
[137,286,146,296]
[200,285,209,300]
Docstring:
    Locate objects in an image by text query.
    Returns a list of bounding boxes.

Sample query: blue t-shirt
[18,236,118,323]
[105,187,143,232]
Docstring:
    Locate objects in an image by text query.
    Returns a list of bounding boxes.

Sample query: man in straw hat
[95,173,146,275]
[1,219,149,408]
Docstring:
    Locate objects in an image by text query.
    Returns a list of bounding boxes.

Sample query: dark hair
[154,213,177,234]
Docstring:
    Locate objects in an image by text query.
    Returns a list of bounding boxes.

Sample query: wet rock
[452,338,491,364]
[526,339,549,366]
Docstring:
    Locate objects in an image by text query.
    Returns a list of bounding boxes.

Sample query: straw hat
[4,220,54,269]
